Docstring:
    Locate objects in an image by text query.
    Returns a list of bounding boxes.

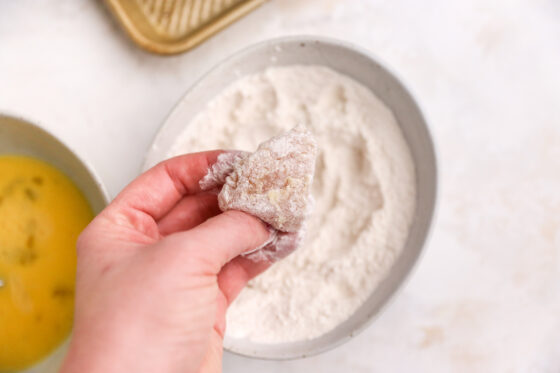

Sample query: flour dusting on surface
[168,65,416,343]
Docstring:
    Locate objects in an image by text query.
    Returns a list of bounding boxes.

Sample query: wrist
[60,323,154,373]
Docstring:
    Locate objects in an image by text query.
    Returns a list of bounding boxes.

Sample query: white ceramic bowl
[0,114,110,373]
[144,36,437,360]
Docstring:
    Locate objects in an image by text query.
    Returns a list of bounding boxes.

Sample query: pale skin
[60,151,274,373]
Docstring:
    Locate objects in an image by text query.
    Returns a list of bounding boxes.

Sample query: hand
[61,151,272,373]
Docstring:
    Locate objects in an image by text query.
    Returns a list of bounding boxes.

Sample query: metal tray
[104,0,266,55]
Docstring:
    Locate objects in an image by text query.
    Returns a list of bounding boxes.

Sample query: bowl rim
[145,35,439,360]
[0,112,111,371]
[0,112,111,206]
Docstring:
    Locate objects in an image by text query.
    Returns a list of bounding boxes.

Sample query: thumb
[163,210,271,271]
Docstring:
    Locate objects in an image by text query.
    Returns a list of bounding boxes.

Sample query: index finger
[108,151,223,221]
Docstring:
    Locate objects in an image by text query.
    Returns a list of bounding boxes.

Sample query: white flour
[168,65,416,343]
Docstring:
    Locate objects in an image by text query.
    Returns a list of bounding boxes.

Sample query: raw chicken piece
[200,126,318,260]
[219,126,317,232]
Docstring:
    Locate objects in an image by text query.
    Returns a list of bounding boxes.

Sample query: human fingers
[217,256,271,305]
[242,230,301,262]
[216,230,300,304]
[106,151,222,222]
[162,210,270,272]
[157,192,221,236]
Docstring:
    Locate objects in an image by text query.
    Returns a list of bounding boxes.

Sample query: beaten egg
[0,155,93,372]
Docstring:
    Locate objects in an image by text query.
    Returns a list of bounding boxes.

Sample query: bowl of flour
[144,36,437,359]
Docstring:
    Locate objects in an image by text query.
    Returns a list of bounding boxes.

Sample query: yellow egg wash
[0,155,93,372]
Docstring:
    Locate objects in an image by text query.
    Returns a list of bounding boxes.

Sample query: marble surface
[1,0,559,372]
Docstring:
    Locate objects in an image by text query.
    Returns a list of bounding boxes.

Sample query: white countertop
[1,1,559,372]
